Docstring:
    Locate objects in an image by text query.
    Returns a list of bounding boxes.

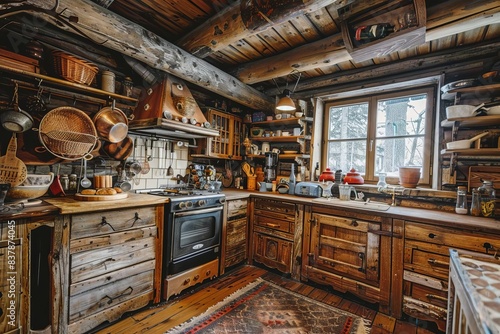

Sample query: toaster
[294,182,323,198]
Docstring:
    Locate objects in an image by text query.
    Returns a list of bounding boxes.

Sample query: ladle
[167,141,174,176]
[80,157,92,188]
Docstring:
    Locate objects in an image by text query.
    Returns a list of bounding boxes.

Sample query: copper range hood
[129,74,219,139]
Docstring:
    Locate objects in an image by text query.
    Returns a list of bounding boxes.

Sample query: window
[323,86,435,185]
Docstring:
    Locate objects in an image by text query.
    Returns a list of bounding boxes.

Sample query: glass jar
[60,174,69,191]
[478,180,496,218]
[455,186,468,214]
[470,188,481,217]
[69,174,78,191]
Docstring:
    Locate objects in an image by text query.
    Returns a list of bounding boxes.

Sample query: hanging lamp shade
[276,89,296,111]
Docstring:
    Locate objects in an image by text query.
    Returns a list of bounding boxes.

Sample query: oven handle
[173,206,224,217]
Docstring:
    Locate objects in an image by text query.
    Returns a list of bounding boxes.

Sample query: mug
[272,148,280,154]
[338,184,357,201]
[261,142,270,152]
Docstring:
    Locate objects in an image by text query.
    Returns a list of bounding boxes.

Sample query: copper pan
[102,135,133,161]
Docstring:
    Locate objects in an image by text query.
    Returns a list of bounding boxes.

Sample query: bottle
[355,23,395,43]
[60,174,69,191]
[478,180,496,217]
[289,164,296,194]
[471,188,481,217]
[377,172,387,191]
[455,186,468,214]
[314,162,320,181]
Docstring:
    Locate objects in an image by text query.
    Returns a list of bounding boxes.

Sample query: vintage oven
[138,188,225,300]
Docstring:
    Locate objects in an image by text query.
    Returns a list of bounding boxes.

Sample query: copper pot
[93,107,129,143]
[102,135,133,160]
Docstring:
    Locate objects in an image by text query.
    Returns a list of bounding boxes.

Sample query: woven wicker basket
[52,50,98,85]
[39,106,98,160]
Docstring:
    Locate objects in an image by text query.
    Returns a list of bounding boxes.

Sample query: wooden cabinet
[67,206,158,334]
[302,205,394,314]
[249,198,302,279]
[402,220,500,332]
[221,198,248,274]
[192,108,243,160]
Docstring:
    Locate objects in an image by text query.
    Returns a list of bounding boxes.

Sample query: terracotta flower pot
[399,167,421,188]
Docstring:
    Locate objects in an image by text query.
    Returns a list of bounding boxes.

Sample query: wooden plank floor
[93,265,442,334]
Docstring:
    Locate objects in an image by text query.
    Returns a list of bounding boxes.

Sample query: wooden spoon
[0,133,27,186]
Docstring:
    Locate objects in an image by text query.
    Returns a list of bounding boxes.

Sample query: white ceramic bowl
[21,173,54,186]
[6,173,54,201]
[294,112,303,118]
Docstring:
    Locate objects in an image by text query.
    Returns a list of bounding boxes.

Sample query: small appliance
[264,152,279,182]
[294,181,323,198]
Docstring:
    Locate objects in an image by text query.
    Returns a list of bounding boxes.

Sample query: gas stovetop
[136,187,224,202]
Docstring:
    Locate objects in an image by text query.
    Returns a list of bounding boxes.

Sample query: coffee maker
[264,152,279,182]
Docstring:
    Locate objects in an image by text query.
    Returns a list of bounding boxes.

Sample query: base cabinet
[302,205,394,314]
[67,206,159,333]
[250,198,302,279]
[221,199,248,274]
[403,220,500,332]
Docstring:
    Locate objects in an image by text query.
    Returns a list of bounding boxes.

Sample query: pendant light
[275,72,301,112]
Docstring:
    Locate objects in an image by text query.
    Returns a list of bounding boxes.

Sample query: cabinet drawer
[254,214,293,234]
[71,206,156,239]
[254,198,295,217]
[226,218,247,245]
[403,272,448,309]
[227,199,247,218]
[71,233,156,283]
[405,221,500,254]
[69,260,155,323]
[404,240,450,280]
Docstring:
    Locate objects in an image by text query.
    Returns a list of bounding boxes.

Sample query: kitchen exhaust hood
[129,74,219,139]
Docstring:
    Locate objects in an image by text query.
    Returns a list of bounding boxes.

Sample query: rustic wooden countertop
[223,189,500,233]
[0,200,59,221]
[45,193,168,215]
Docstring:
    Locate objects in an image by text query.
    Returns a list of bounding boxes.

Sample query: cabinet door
[309,213,380,284]
[206,109,242,159]
[252,232,292,273]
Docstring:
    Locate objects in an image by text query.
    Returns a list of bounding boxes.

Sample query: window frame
[322,85,436,186]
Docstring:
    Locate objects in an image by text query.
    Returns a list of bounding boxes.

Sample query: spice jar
[69,174,78,191]
[455,186,468,214]
[60,174,69,191]
[471,188,481,217]
[478,180,496,218]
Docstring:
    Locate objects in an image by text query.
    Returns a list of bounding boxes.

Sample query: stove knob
[218,197,226,204]
[185,201,194,209]
[178,201,187,209]
[197,200,206,207]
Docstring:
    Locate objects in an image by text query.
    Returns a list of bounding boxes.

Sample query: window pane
[376,95,427,138]
[328,103,369,140]
[375,137,425,177]
[327,140,367,174]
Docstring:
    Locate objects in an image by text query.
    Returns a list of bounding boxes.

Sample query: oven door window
[172,209,222,260]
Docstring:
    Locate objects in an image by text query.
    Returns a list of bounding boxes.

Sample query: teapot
[319,168,335,182]
[343,168,364,184]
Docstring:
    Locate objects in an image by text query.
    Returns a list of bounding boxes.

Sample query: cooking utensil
[167,141,174,176]
[446,103,485,119]
[92,106,128,143]
[125,138,142,174]
[49,164,65,196]
[446,131,489,150]
[141,139,150,174]
[148,139,154,161]
[80,157,92,188]
[1,83,34,133]
[0,134,27,187]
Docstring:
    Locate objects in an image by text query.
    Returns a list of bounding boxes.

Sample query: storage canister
[478,180,496,217]
[101,70,115,93]
[455,186,468,214]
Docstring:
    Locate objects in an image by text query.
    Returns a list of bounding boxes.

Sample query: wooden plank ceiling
[104,0,500,96]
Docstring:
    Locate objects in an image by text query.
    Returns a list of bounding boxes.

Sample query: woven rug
[167,278,370,334]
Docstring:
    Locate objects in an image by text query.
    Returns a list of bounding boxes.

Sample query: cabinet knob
[428,233,436,239]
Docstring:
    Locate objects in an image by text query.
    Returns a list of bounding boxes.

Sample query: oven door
[168,205,223,271]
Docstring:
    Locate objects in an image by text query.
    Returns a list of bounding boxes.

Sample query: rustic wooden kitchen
[1,0,500,333]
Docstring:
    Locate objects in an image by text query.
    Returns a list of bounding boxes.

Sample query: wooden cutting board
[0,134,27,186]
[74,192,128,201]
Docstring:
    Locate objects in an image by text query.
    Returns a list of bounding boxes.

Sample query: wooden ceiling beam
[0,0,276,111]
[233,0,500,85]
[176,0,342,58]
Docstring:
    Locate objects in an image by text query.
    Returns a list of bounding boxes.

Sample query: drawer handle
[184,278,190,285]
[193,275,200,281]
[426,294,447,302]
[427,258,448,267]
[358,252,366,273]
[93,257,116,270]
[428,233,436,239]
[100,216,115,231]
[265,223,280,228]
[102,286,133,305]
[350,220,358,227]
[131,212,142,227]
